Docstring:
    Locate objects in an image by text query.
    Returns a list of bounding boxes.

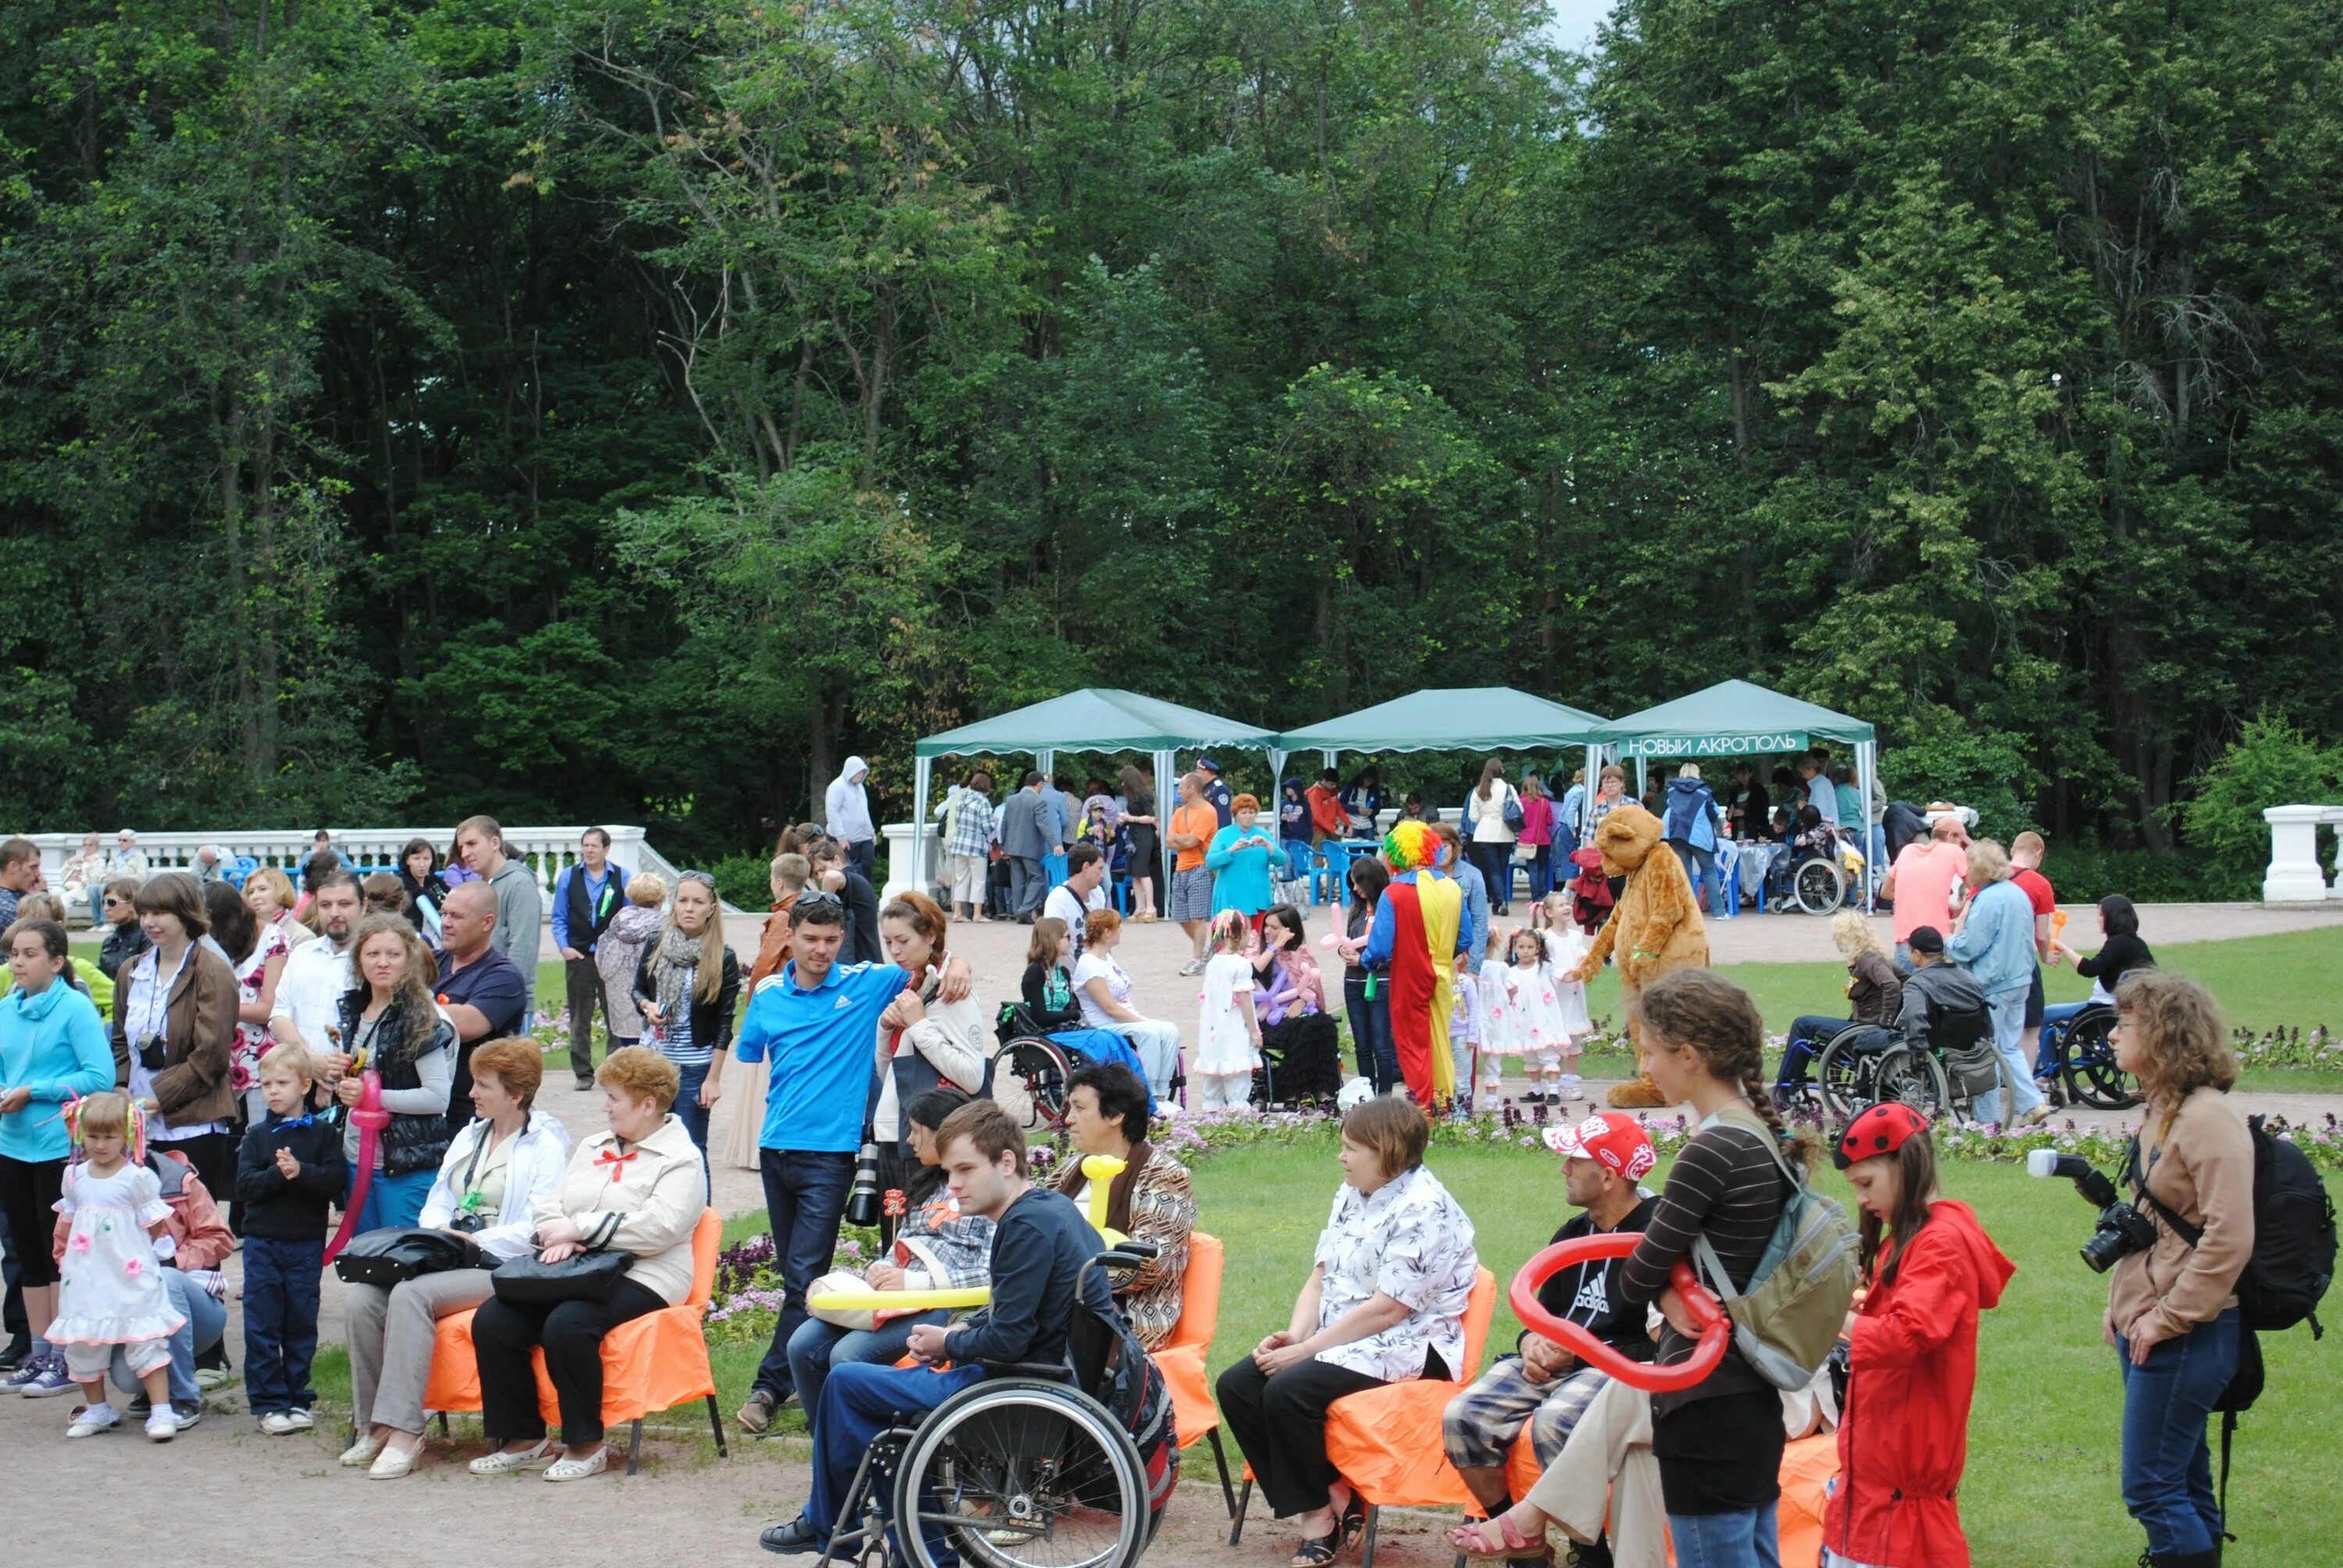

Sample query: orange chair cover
[423,1308,484,1414]
[1158,1233,1225,1449]
[1319,1267,1497,1507]
[534,1209,723,1426]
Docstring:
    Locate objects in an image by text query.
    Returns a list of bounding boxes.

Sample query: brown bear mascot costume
[1565,803,1710,1107]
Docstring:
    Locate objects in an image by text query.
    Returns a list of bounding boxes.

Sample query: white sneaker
[340,1431,387,1467]
[369,1441,423,1480]
[194,1366,233,1391]
[67,1402,121,1438]
[145,1410,179,1442]
[543,1445,610,1483]
[260,1411,301,1435]
[283,1406,315,1432]
[469,1438,558,1474]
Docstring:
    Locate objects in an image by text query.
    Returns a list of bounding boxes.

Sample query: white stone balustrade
[24,825,704,920]
[2262,805,2343,903]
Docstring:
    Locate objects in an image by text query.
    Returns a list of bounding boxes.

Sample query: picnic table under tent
[911,688,1285,894]
[1585,678,1881,911]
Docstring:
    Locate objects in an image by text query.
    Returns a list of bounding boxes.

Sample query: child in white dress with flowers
[1527,921,1594,1102]
[50,1092,186,1441]
[1193,911,1262,1113]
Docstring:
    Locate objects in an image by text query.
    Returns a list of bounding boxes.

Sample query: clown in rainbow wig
[1360,818,1470,1103]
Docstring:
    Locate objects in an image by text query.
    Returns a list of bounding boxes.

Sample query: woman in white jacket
[339,1038,574,1479]
[469,1046,708,1483]
[872,893,1032,1222]
[1464,757,1521,914]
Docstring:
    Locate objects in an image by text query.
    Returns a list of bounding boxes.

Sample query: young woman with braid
[1451,968,1808,1568]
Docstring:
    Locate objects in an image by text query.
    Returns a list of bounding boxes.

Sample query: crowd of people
[0,776,2274,1568]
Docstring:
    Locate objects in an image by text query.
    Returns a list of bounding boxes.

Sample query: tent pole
[1856,739,1878,914]
[912,756,932,903]
[1156,750,1175,893]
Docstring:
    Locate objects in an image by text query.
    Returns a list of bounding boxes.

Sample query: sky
[1546,0,1616,54]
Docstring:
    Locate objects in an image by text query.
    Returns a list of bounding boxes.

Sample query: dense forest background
[4,0,2341,875]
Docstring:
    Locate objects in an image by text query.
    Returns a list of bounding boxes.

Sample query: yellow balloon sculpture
[804,1153,1129,1317]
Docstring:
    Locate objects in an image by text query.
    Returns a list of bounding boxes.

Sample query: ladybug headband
[1831,1103,1931,1171]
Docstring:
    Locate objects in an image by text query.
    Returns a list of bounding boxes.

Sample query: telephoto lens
[843,1139,882,1228]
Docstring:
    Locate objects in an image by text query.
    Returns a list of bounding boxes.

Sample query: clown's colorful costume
[1361,821,1468,1103]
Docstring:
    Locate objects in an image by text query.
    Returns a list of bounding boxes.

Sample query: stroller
[1567,846,1614,935]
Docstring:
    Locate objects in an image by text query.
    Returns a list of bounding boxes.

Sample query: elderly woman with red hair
[1205,792,1289,936]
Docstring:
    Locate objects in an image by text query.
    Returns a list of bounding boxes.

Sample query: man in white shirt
[269,873,362,1056]
[1042,843,1109,956]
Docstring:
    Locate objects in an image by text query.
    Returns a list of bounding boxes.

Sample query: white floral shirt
[1311,1164,1478,1381]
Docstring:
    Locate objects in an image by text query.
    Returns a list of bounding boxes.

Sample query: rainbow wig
[65,1089,147,1166]
[1382,819,1439,872]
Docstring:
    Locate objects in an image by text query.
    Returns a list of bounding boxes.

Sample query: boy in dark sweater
[233,1042,346,1434]
[761,1100,1114,1555]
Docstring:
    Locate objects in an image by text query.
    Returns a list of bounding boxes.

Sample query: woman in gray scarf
[630,870,740,1163]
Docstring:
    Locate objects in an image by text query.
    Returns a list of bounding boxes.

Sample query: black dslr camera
[2027,1149,2159,1273]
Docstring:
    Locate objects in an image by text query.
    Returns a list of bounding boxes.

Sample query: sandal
[1339,1494,1368,1552]
[1446,1513,1550,1563]
[1289,1532,1339,1568]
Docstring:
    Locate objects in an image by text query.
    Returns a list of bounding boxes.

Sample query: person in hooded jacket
[825,756,878,884]
[1661,764,1725,913]
[1824,1105,2014,1568]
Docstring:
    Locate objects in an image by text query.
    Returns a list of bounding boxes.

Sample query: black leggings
[0,1156,65,1288]
[473,1278,665,1446]
[1218,1348,1448,1516]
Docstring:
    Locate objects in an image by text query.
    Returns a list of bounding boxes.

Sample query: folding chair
[1150,1233,1236,1515]
[1232,1267,1498,1568]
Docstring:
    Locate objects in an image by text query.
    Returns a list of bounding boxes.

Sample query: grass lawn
[1566,925,2343,1092]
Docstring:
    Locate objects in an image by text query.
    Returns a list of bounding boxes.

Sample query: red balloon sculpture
[322,1070,387,1266]
[1508,1231,1731,1392]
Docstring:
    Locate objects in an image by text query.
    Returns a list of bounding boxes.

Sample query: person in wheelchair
[1771,911,1903,1109]
[2038,893,2154,1085]
[759,1099,1117,1557]
[1894,927,1989,1056]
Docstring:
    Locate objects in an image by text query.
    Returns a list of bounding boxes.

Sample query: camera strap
[2126,1135,2204,1249]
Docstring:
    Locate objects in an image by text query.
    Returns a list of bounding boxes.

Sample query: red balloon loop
[322,1071,388,1267]
[1507,1231,1730,1393]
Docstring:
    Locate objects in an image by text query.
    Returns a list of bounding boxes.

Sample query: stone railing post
[2262,804,2331,902]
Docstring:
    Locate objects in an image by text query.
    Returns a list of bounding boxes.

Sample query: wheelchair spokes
[897,1384,1149,1568]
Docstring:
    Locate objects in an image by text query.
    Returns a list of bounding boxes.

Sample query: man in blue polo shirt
[731,891,974,1434]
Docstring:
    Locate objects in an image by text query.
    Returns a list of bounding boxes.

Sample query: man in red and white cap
[1440,1112,1661,1544]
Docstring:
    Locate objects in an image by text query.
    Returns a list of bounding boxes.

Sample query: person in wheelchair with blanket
[759,1099,1131,1562]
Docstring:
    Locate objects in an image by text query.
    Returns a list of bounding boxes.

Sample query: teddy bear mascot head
[1562,802,1711,1108]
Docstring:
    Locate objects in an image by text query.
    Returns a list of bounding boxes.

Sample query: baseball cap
[1906,925,1945,954]
[1832,1102,1931,1170]
[1196,757,1221,772]
[1541,1112,1657,1180]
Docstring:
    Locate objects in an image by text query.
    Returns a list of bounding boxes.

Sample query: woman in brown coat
[109,871,241,1199]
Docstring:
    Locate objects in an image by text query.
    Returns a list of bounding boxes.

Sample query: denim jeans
[353,1165,433,1231]
[1469,840,1514,907]
[1774,1016,1855,1089]
[1973,988,2046,1124]
[118,1268,224,1404]
[2036,1000,2089,1078]
[1676,844,1722,911]
[752,1148,858,1402]
[785,1308,951,1419]
[1343,975,1399,1093]
[670,1059,711,1165]
[2118,1307,2239,1556]
[1667,1501,1781,1568]
[243,1234,324,1413]
[804,1360,986,1541]
[1523,843,1553,901]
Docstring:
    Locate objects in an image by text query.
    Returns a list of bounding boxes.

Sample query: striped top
[1621,1117,1791,1410]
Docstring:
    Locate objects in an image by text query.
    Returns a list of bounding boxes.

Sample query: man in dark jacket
[551,828,629,1089]
[997,772,1052,921]
[761,1101,1113,1556]
[1898,925,1989,1054]
[1443,1112,1659,1521]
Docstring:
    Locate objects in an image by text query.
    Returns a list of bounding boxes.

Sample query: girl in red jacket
[1824,1105,2016,1568]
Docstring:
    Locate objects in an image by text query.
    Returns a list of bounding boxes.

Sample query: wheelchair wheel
[1872,1046,1950,1120]
[1000,1038,1075,1134]
[1791,855,1846,915]
[893,1377,1150,1568]
[2058,1007,2140,1110]
[1816,1030,1876,1122]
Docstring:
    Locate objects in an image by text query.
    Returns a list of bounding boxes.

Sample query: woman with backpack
[2106,971,2253,1568]
[1465,758,1522,915]
[1450,969,1814,1568]
[1824,1104,2014,1568]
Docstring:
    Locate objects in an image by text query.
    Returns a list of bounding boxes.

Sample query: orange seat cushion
[424,1308,483,1415]
[1323,1379,1476,1507]
[1156,1344,1218,1449]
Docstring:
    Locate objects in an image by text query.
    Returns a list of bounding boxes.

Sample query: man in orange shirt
[1167,772,1221,975]
[1305,768,1348,842]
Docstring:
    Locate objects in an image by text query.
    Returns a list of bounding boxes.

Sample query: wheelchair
[1814,999,2000,1124]
[818,1243,1175,1568]
[2035,1002,2140,1109]
[1785,828,1868,915]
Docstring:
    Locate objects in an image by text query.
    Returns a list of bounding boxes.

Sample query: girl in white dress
[1525,921,1595,1102]
[1193,911,1262,1114]
[49,1092,186,1441]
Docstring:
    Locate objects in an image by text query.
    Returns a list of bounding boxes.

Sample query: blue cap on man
[1196,757,1221,773]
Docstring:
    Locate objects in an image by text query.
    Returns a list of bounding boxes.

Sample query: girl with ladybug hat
[1824,1105,2016,1568]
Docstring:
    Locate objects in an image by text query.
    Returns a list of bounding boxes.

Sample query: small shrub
[2181,714,2342,866]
